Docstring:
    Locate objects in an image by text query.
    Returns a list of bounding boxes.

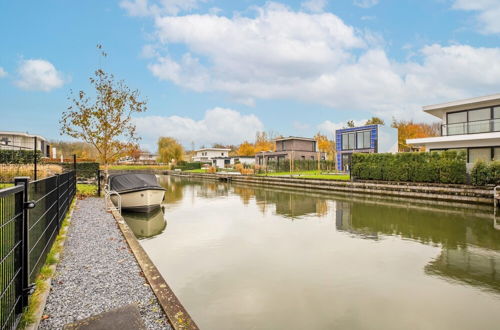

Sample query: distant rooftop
[0,131,48,141]
[195,147,231,152]
[274,136,316,142]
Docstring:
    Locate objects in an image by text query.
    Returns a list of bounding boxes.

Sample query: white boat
[108,173,166,212]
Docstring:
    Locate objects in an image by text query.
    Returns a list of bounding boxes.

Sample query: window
[469,148,491,163]
[468,108,490,133]
[342,134,349,150]
[221,152,224,156]
[348,133,355,149]
[356,131,371,149]
[447,112,467,135]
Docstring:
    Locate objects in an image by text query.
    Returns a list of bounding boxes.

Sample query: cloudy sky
[1,0,500,150]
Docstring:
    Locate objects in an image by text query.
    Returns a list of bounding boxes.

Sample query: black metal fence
[0,170,76,329]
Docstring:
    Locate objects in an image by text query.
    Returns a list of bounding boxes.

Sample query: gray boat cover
[108,173,164,193]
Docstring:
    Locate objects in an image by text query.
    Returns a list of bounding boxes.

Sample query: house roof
[0,131,48,142]
[274,136,316,142]
[423,93,500,119]
[195,148,231,152]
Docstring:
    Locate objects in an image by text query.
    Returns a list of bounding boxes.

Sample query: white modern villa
[192,148,231,163]
[407,94,500,167]
[0,131,52,157]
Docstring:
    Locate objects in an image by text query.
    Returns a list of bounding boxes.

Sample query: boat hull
[111,189,165,212]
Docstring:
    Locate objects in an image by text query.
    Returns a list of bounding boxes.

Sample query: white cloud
[452,0,500,34]
[134,107,264,148]
[120,0,205,16]
[353,0,379,9]
[0,67,7,78]
[131,2,500,121]
[15,59,66,91]
[301,0,327,13]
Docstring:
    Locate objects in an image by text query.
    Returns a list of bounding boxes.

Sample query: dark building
[255,137,325,166]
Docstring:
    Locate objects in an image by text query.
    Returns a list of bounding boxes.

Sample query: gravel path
[39,197,171,329]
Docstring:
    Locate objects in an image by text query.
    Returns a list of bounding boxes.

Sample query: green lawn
[77,183,97,196]
[258,170,350,181]
[185,169,207,173]
[0,183,13,189]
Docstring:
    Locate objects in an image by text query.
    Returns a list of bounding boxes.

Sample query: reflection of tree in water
[233,186,255,205]
[335,200,500,294]
[157,175,184,204]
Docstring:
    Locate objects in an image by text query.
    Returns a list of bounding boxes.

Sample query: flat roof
[274,136,316,142]
[423,93,500,118]
[0,131,48,141]
[196,148,231,152]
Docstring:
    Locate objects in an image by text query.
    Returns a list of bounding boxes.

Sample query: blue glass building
[335,125,398,171]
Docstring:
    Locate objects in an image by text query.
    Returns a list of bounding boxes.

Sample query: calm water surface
[123,176,500,330]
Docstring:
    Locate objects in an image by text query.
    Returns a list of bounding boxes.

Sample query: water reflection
[122,207,166,239]
[147,176,500,329]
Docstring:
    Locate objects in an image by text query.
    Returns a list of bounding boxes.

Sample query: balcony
[442,119,500,136]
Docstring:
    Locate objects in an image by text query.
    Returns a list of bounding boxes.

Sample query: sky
[1,0,500,151]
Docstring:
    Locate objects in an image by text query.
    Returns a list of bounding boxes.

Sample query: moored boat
[108,173,165,212]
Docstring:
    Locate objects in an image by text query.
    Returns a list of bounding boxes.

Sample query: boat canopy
[108,173,165,193]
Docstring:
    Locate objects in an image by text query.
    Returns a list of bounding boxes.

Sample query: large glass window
[494,147,500,161]
[447,112,467,135]
[494,107,500,131]
[469,148,491,163]
[348,133,355,149]
[356,131,371,149]
[342,133,355,150]
[468,108,491,133]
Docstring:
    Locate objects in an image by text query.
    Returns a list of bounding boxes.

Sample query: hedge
[44,161,99,179]
[0,149,42,164]
[173,162,202,171]
[351,151,467,184]
[471,161,500,186]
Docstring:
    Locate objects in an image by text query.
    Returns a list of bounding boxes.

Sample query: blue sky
[1,0,500,150]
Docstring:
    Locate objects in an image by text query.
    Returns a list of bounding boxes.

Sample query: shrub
[207,166,217,174]
[471,160,500,186]
[173,162,202,171]
[0,150,43,164]
[351,151,466,184]
[44,161,99,179]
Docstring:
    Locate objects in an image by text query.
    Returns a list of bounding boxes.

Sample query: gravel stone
[39,197,171,329]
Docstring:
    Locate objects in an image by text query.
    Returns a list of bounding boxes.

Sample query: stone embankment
[169,171,494,205]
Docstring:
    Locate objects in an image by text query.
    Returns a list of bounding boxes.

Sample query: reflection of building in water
[230,185,329,219]
[251,189,328,219]
[335,201,379,239]
[196,182,230,198]
[122,207,166,239]
[425,247,500,294]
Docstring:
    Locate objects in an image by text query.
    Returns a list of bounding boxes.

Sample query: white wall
[377,126,398,153]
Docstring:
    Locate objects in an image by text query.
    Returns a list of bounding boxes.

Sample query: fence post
[97,169,101,197]
[33,137,37,181]
[14,176,30,308]
[55,174,60,229]
[73,154,76,171]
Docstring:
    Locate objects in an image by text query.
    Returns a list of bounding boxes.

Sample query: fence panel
[0,185,25,329]
[0,170,76,329]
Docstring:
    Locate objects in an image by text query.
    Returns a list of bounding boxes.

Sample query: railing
[0,170,76,329]
[442,119,500,136]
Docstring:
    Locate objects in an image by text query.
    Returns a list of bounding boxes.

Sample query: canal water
[122,176,500,330]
